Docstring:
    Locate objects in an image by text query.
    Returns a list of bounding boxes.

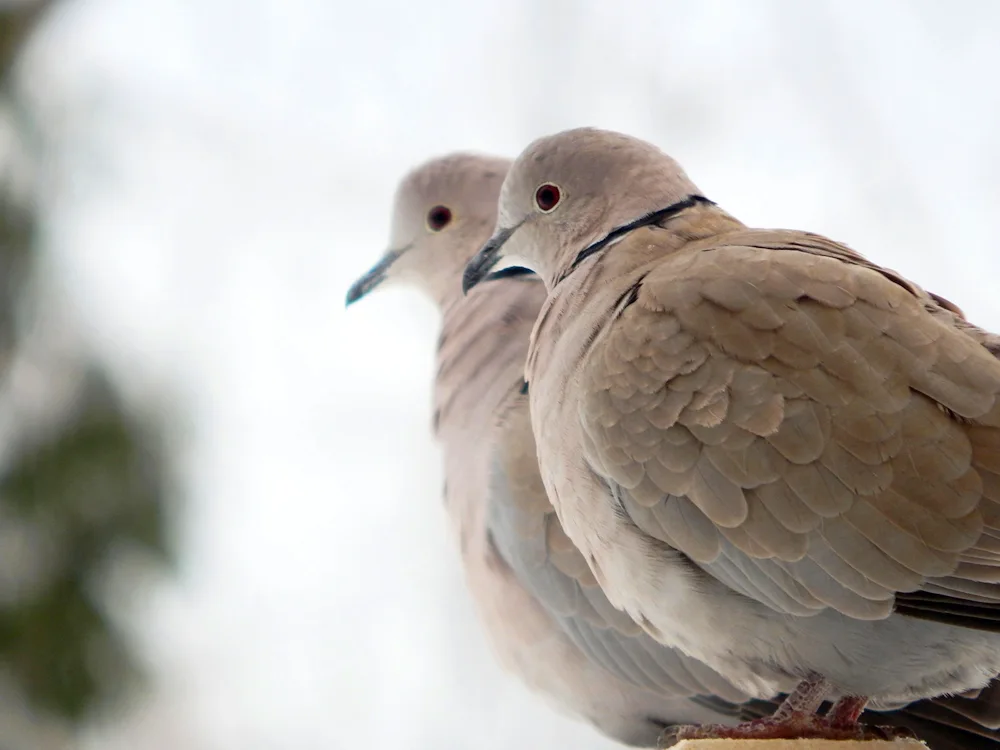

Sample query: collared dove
[462,126,1000,743]
[344,153,753,746]
[347,151,1000,750]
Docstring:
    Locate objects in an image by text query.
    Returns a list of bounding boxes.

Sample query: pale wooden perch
[672,740,928,749]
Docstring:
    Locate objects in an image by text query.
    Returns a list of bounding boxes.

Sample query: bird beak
[345,248,404,306]
[462,226,514,295]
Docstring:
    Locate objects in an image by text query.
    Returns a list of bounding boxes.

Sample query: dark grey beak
[345,249,403,306]
[462,226,514,295]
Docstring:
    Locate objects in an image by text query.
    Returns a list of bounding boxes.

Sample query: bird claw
[657,710,918,747]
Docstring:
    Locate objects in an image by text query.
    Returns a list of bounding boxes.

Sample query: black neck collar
[561,194,714,282]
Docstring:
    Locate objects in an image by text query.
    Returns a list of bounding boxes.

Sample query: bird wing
[488,383,751,702]
[577,227,1000,623]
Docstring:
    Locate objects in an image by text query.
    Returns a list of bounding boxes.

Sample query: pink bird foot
[659,709,915,746]
[659,679,916,747]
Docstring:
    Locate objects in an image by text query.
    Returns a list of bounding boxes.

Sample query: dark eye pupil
[428,206,452,231]
[535,184,560,211]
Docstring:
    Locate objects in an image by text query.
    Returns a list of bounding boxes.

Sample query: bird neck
[551,200,745,288]
[423,262,474,310]
[434,278,544,436]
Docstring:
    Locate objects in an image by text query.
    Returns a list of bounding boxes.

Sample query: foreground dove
[462,127,1000,743]
[344,153,755,746]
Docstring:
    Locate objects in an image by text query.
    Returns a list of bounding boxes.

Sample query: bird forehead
[397,172,505,227]
[399,153,508,199]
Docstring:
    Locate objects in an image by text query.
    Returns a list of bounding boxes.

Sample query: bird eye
[426,205,452,232]
[534,184,561,213]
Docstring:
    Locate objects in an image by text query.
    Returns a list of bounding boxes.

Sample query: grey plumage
[461,126,1000,737]
[346,153,748,746]
[351,145,1000,749]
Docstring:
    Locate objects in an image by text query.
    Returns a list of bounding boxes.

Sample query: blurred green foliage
[0,0,173,730]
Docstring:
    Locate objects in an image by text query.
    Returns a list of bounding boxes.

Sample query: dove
[344,152,755,746]
[349,150,1000,749]
[346,151,1000,750]
[461,126,1000,742]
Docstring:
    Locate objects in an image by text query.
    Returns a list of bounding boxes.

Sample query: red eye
[534,184,561,212]
[426,205,452,231]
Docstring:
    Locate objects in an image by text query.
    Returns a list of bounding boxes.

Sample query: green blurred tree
[0,0,173,742]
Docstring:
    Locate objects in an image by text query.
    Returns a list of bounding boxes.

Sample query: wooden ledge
[671,740,928,749]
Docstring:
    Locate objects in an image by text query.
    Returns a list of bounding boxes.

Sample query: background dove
[344,153,755,746]
[462,127,1000,742]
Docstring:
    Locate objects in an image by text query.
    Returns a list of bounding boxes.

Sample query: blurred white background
[8,0,1000,748]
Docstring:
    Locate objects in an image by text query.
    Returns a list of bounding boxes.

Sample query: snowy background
[15,0,1000,748]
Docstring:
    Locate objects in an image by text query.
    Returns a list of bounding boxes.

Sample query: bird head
[347,153,512,308]
[463,127,704,293]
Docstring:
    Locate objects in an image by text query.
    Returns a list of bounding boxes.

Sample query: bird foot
[658,710,917,747]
